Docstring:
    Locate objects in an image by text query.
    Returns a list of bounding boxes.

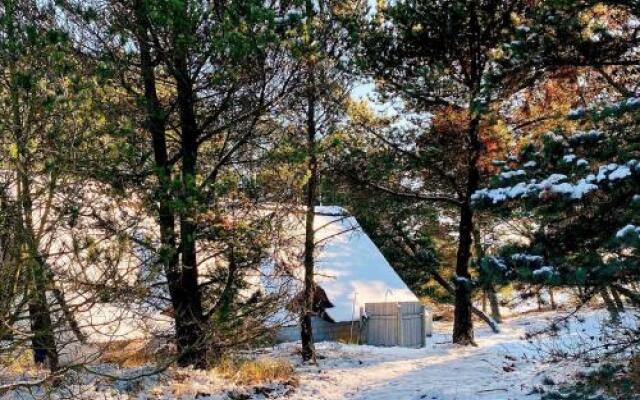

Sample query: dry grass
[336,329,360,344]
[215,357,298,386]
[99,339,174,368]
[0,349,35,374]
[628,354,640,391]
[97,340,296,388]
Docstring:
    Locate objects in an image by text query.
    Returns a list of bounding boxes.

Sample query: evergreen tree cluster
[1,1,640,390]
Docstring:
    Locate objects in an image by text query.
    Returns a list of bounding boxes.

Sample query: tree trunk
[549,288,557,310]
[428,269,500,333]
[27,261,58,371]
[300,3,318,360]
[609,286,625,311]
[487,287,502,323]
[536,292,543,311]
[300,196,317,362]
[481,292,487,313]
[174,50,207,367]
[215,252,238,324]
[134,0,206,368]
[472,227,501,323]
[395,237,499,333]
[453,114,482,345]
[453,203,475,344]
[7,0,59,366]
[17,180,59,371]
[0,191,18,342]
[600,288,619,322]
[52,287,86,344]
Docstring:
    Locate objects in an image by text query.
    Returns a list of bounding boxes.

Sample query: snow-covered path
[1,310,619,400]
[280,310,610,400]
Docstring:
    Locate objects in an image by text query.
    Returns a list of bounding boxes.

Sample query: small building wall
[276,317,361,343]
[275,302,430,348]
[362,302,428,348]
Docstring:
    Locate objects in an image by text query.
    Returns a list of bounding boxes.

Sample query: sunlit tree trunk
[300,0,319,363]
[133,0,206,368]
[453,114,482,345]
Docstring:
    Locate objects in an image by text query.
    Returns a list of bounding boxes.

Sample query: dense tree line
[0,0,639,387]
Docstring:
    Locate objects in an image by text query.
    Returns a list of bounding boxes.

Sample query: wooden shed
[275,207,431,347]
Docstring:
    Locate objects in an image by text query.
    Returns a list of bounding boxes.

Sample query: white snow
[549,178,598,199]
[597,163,635,182]
[568,96,640,121]
[569,129,603,143]
[567,107,585,119]
[544,132,564,143]
[282,309,624,400]
[626,97,640,107]
[453,275,471,284]
[75,303,173,343]
[616,224,640,239]
[473,157,640,205]
[63,206,419,342]
[511,253,544,265]
[1,310,633,400]
[312,208,419,322]
[500,169,526,180]
[472,172,598,204]
[538,174,568,188]
[626,17,640,29]
[487,256,507,271]
[608,165,632,181]
[532,266,555,276]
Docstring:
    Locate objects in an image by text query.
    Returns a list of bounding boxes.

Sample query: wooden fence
[362,302,428,348]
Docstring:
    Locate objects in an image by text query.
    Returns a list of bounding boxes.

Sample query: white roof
[67,204,419,342]
[312,206,419,322]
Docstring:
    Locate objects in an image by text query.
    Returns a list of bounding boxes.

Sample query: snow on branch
[473,160,639,206]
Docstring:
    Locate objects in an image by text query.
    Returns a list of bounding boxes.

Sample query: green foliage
[322,153,441,296]
[543,363,638,400]
[477,95,640,289]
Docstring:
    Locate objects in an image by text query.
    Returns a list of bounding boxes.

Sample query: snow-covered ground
[282,309,618,400]
[1,309,630,400]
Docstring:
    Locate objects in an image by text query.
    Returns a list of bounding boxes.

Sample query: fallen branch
[610,284,640,307]
[0,369,67,395]
[476,388,508,394]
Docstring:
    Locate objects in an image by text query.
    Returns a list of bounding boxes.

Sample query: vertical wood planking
[364,302,426,348]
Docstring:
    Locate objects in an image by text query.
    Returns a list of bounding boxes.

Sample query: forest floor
[282,308,620,400]
[1,308,629,400]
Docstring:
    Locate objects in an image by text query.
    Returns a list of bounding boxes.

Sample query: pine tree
[0,0,103,370]
[473,1,640,338]
[276,0,362,362]
[355,0,555,344]
[61,0,297,367]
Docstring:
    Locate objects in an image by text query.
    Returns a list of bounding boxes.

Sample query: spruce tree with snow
[350,0,623,344]
[475,31,640,324]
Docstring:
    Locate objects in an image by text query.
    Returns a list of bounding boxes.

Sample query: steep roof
[69,204,420,342]
[311,206,419,322]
